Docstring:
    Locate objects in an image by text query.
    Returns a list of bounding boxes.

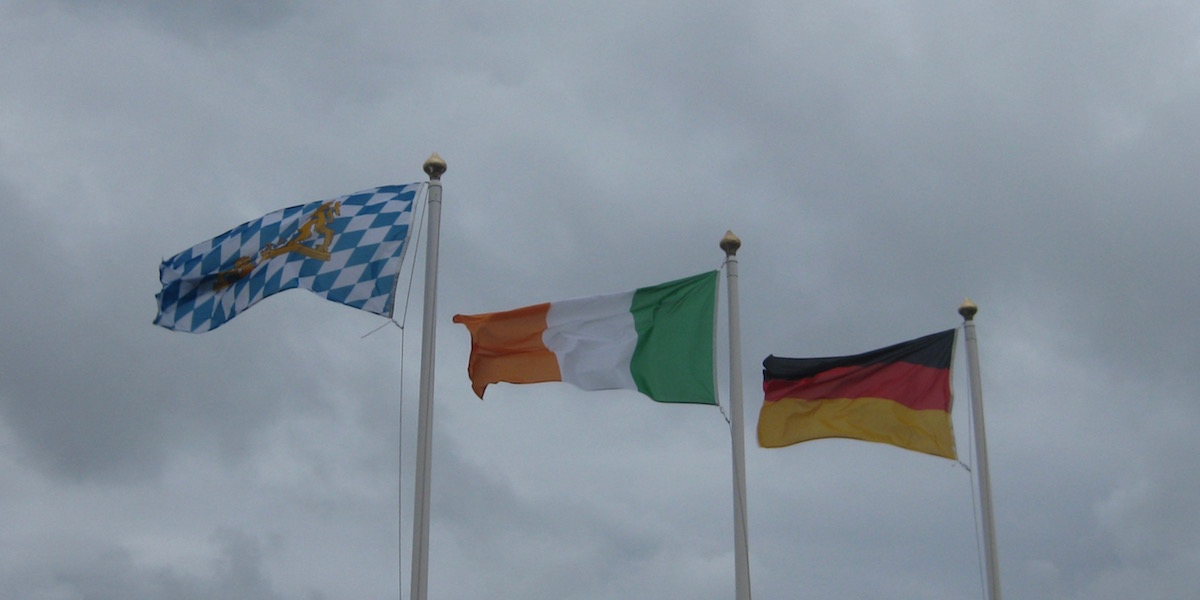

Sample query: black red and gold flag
[759,329,957,459]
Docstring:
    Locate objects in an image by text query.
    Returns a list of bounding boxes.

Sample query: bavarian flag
[758,329,957,459]
[155,184,420,333]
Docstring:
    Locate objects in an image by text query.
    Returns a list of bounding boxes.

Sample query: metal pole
[959,299,1001,600]
[721,231,752,600]
[411,153,446,600]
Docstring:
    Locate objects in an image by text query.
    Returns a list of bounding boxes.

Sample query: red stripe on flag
[763,361,950,412]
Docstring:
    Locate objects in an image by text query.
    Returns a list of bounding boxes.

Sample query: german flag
[758,329,957,459]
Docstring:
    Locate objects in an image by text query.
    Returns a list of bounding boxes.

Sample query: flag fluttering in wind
[155,184,420,333]
[759,329,958,458]
[453,271,719,405]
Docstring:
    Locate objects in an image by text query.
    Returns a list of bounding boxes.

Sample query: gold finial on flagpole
[959,298,978,321]
[720,230,741,256]
[423,152,447,180]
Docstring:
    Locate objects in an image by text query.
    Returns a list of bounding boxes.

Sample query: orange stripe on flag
[452,302,562,398]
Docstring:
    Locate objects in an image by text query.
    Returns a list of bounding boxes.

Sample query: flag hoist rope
[383,180,431,600]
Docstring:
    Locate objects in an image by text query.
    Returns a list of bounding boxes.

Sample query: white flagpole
[959,299,1001,600]
[411,153,446,600]
[721,231,752,600]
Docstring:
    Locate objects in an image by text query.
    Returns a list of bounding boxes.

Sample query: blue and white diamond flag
[155,184,422,333]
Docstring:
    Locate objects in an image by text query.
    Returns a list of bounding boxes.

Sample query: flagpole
[411,153,446,600]
[721,231,752,600]
[959,299,1001,600]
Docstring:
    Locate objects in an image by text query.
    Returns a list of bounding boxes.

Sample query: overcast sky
[4,1,1200,598]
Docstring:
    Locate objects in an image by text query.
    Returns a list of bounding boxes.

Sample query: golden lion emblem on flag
[214,200,342,290]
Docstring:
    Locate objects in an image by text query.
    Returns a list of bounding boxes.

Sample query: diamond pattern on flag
[155,184,421,333]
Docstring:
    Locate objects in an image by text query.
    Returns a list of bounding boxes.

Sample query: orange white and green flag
[758,329,958,459]
[452,271,719,405]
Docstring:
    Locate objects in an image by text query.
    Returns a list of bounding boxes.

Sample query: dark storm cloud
[52,0,295,36]
[7,530,287,600]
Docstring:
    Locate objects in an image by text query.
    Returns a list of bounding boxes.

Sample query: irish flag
[759,329,958,459]
[452,271,719,405]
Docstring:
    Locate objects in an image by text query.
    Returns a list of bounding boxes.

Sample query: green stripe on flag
[629,271,719,405]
